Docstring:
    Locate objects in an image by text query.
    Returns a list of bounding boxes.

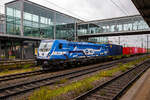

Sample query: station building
[0,0,109,60]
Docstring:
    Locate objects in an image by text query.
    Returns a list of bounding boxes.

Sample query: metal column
[87,23,90,34]
[4,42,9,59]
[4,5,7,34]
[54,12,56,39]
[147,35,149,53]
[20,0,24,36]
[20,41,24,59]
[118,37,120,45]
[74,22,77,41]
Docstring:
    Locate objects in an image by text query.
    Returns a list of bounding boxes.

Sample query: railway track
[0,59,34,66]
[0,70,44,82]
[0,59,35,71]
[0,55,143,83]
[73,59,150,100]
[0,56,139,99]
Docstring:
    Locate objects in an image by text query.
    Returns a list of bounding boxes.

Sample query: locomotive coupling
[43,61,49,66]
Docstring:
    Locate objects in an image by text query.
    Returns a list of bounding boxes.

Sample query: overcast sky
[0,0,149,48]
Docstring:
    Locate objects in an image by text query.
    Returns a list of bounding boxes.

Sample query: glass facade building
[0,14,5,34]
[2,0,109,60]
[6,1,21,35]
[77,15,149,36]
[5,0,81,40]
[77,15,150,43]
[77,23,108,43]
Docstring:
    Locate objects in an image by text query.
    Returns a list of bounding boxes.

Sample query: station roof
[132,0,150,27]
[77,15,142,27]
[0,34,42,41]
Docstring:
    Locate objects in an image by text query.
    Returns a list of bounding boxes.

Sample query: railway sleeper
[105,85,123,90]
[103,87,122,92]
[86,97,110,100]
[95,91,117,97]
[5,90,15,94]
[91,94,112,100]
[98,89,119,95]
[107,83,126,87]
[109,83,127,88]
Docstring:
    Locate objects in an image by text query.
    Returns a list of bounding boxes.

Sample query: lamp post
[118,37,120,45]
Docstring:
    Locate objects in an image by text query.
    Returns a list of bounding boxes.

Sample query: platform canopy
[132,0,150,27]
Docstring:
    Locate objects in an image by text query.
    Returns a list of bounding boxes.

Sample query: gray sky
[0,0,149,48]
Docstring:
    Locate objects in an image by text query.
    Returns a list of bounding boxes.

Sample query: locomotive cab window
[59,43,63,49]
[39,41,53,52]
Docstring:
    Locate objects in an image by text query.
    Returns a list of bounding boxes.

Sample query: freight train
[36,40,147,70]
[36,40,123,70]
[123,47,147,55]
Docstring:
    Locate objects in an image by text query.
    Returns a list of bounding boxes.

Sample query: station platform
[120,67,150,100]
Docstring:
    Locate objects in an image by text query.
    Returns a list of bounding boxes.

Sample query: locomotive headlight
[48,55,50,59]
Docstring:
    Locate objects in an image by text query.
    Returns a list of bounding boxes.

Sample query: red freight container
[140,48,143,53]
[130,47,134,54]
[129,47,134,54]
[142,48,144,53]
[123,47,130,55]
[134,47,139,54]
[138,48,143,54]
[142,48,146,53]
[123,47,141,55]
[137,48,140,54]
[130,47,138,54]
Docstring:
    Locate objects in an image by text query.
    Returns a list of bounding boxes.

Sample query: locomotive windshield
[39,41,53,52]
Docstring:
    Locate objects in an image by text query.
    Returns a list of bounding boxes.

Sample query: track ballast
[73,59,150,100]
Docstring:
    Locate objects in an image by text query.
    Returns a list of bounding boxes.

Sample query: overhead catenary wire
[118,0,129,15]
[109,0,128,16]
[43,0,88,21]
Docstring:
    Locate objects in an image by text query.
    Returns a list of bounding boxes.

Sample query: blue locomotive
[36,40,122,70]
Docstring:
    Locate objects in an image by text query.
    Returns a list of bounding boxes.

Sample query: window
[40,17,46,24]
[7,7,13,16]
[59,43,63,49]
[24,20,32,27]
[32,14,38,22]
[7,23,14,33]
[14,9,21,18]
[24,12,32,21]
[39,42,53,52]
